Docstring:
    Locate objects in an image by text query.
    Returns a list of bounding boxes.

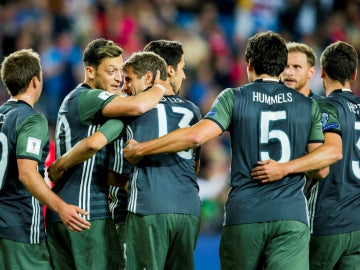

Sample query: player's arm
[102,71,172,117]
[17,115,91,232]
[251,100,342,183]
[251,134,342,183]
[49,119,124,182]
[124,88,233,164]
[124,119,222,164]
[18,159,90,232]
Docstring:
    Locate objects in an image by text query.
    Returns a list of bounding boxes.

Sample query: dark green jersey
[204,79,324,226]
[108,135,130,225]
[47,84,124,222]
[309,89,360,235]
[0,99,49,243]
[127,96,202,216]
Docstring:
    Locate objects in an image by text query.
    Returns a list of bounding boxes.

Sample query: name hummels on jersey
[252,92,293,105]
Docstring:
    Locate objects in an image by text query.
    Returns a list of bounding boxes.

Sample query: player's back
[310,90,360,235]
[126,95,202,216]
[225,79,319,226]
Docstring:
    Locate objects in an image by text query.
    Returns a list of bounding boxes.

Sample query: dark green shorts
[0,238,52,270]
[115,224,126,270]
[310,229,360,270]
[220,220,310,270]
[126,212,200,270]
[46,219,121,270]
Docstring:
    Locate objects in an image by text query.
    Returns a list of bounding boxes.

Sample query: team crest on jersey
[26,137,41,155]
[0,114,5,124]
[321,112,339,131]
[98,91,114,100]
[321,112,329,128]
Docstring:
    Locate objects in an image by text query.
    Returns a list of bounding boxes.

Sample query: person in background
[46,38,170,270]
[281,42,323,99]
[0,49,90,270]
[308,41,360,269]
[122,47,202,269]
[123,31,341,269]
[281,41,324,196]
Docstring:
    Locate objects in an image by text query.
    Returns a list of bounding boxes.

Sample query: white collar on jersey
[341,88,352,92]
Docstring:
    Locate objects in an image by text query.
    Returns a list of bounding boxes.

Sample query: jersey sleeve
[317,99,342,135]
[308,99,325,143]
[98,119,124,143]
[204,88,235,131]
[16,113,49,162]
[78,89,117,123]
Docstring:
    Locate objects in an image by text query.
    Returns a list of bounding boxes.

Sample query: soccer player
[123,47,202,269]
[281,42,325,196]
[308,41,360,269]
[45,38,170,270]
[0,49,90,269]
[124,31,341,269]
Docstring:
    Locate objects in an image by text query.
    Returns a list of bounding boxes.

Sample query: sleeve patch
[97,91,114,100]
[205,109,216,117]
[26,137,41,155]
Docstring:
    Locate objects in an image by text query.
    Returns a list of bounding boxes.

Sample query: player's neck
[12,92,35,107]
[255,74,280,81]
[299,87,311,97]
[325,81,351,96]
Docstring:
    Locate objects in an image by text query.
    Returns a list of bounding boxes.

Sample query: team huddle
[0,31,359,270]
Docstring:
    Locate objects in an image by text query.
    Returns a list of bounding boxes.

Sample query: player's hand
[47,162,64,183]
[58,204,91,232]
[153,70,174,95]
[251,159,287,183]
[123,139,143,164]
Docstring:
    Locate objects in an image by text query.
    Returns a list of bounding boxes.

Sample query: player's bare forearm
[18,159,90,231]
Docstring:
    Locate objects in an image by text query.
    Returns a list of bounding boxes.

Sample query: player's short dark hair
[1,49,41,96]
[83,38,123,68]
[245,31,288,77]
[320,41,358,85]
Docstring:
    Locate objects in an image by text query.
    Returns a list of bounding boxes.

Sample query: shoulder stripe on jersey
[79,125,99,220]
[30,196,41,244]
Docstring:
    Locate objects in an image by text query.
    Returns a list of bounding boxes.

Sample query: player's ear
[145,71,153,85]
[167,65,175,77]
[320,67,325,79]
[85,66,95,79]
[352,69,357,81]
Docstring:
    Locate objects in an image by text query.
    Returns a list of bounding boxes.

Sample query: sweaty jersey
[205,79,324,226]
[47,84,124,222]
[309,89,360,235]
[127,95,202,217]
[0,99,49,243]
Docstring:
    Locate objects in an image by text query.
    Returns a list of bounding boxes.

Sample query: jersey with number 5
[204,80,324,226]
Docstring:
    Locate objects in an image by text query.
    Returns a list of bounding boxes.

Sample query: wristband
[154,84,166,95]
